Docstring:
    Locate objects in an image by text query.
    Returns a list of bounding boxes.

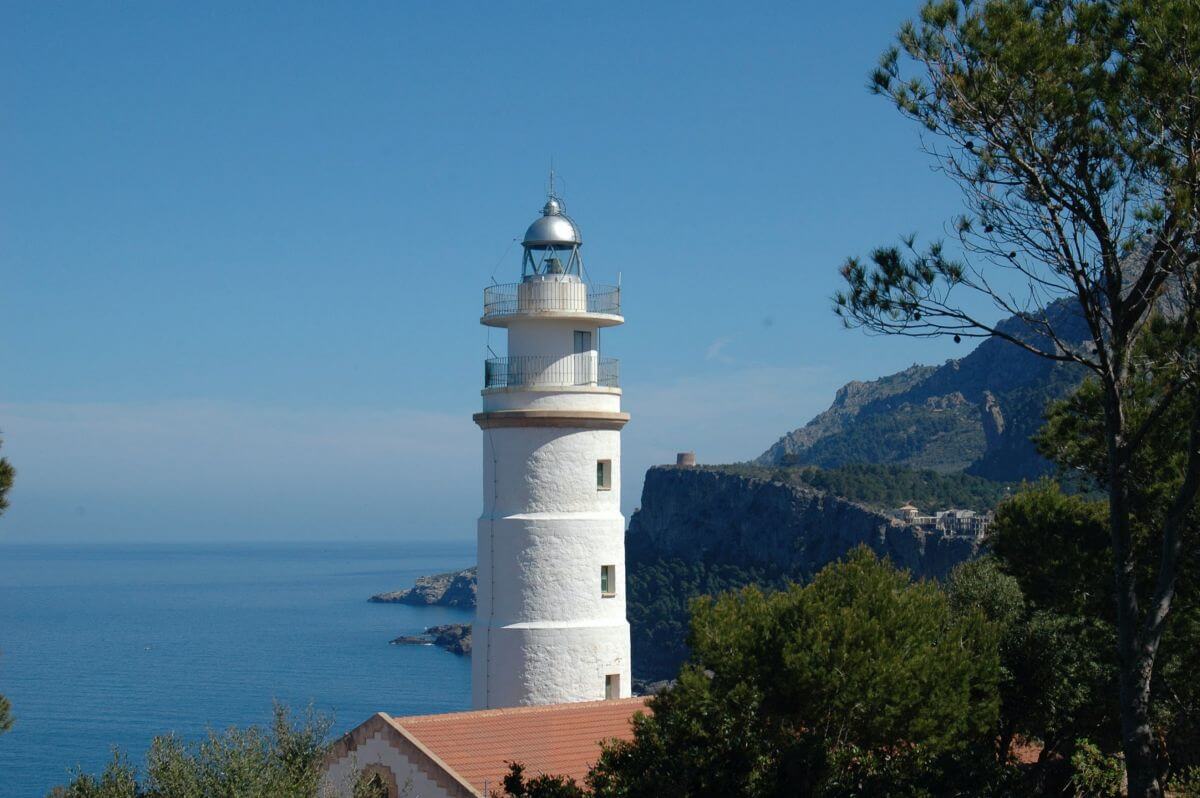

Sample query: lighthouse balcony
[484,354,619,390]
[482,281,622,327]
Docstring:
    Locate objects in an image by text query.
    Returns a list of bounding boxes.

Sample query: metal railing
[482,282,621,319]
[484,354,620,389]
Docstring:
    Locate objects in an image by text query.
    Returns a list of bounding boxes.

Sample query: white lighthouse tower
[472,188,631,709]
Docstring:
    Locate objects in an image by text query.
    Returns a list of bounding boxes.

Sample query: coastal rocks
[369,568,477,607]
[390,624,472,656]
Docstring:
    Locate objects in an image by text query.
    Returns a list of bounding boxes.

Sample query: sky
[0,1,976,543]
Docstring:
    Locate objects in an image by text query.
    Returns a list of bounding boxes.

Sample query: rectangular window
[597,460,612,491]
[573,330,593,354]
[605,673,620,700]
[601,564,616,597]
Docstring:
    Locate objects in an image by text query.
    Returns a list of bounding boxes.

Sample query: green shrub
[1170,766,1200,797]
[1068,739,1124,798]
[47,705,331,798]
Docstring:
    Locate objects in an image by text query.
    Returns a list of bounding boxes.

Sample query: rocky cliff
[627,465,979,581]
[369,568,477,608]
[623,465,984,680]
[757,300,1089,480]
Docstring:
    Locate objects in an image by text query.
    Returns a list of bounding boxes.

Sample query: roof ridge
[393,696,650,725]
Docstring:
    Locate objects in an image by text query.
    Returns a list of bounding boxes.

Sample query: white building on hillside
[472,190,632,708]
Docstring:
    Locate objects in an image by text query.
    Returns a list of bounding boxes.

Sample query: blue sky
[1,1,973,543]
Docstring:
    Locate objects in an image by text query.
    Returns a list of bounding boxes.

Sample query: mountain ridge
[757,301,1090,480]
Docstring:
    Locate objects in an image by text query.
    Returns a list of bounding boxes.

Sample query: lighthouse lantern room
[472,187,631,709]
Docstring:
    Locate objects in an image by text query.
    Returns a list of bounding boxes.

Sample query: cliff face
[756,301,1089,480]
[627,466,979,581]
[623,465,983,680]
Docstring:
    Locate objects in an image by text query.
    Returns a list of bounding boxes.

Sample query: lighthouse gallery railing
[482,283,621,319]
[484,354,620,389]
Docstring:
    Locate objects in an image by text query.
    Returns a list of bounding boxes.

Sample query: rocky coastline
[390,623,472,656]
[369,567,477,607]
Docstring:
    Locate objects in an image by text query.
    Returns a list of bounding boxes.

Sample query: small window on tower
[597,460,612,491]
[605,673,620,700]
[601,564,616,597]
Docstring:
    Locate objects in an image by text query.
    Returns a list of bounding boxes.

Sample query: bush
[1068,739,1124,798]
[47,705,331,798]
[1170,766,1200,797]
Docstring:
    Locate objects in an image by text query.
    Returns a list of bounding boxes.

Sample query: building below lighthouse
[472,191,632,708]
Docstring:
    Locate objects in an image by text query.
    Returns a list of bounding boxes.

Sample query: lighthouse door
[573,331,594,385]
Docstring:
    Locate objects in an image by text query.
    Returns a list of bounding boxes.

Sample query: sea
[0,541,475,798]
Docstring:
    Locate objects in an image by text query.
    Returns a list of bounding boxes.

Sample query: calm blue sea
[0,541,475,798]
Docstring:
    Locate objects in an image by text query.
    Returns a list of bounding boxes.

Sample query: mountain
[757,302,1091,480]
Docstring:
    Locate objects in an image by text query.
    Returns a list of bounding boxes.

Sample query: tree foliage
[835,2,1200,793]
[590,548,1002,797]
[626,557,791,682]
[494,762,589,798]
[987,482,1112,617]
[948,552,1118,790]
[48,752,139,798]
[1035,326,1200,772]
[47,705,332,798]
[0,436,12,518]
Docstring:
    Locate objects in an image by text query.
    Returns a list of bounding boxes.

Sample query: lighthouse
[472,189,632,709]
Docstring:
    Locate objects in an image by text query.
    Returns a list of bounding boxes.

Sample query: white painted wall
[481,428,621,516]
[517,278,587,314]
[477,516,627,623]
[472,622,632,707]
[474,276,631,709]
[482,388,622,413]
[506,318,600,360]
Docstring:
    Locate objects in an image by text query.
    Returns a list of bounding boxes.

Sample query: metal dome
[523,198,582,249]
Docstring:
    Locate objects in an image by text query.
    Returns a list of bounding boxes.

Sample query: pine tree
[835,2,1200,793]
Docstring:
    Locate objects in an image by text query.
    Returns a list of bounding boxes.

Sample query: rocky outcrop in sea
[369,568,477,607]
[390,623,472,656]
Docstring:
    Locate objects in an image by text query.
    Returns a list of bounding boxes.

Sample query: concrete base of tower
[471,620,632,709]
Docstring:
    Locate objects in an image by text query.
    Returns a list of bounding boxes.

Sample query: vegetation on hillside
[779,399,988,473]
[758,336,1088,481]
[714,462,1017,512]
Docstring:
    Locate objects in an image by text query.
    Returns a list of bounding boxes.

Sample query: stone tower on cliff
[471,187,631,709]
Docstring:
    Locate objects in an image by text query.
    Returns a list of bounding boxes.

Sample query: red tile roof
[384,698,651,795]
